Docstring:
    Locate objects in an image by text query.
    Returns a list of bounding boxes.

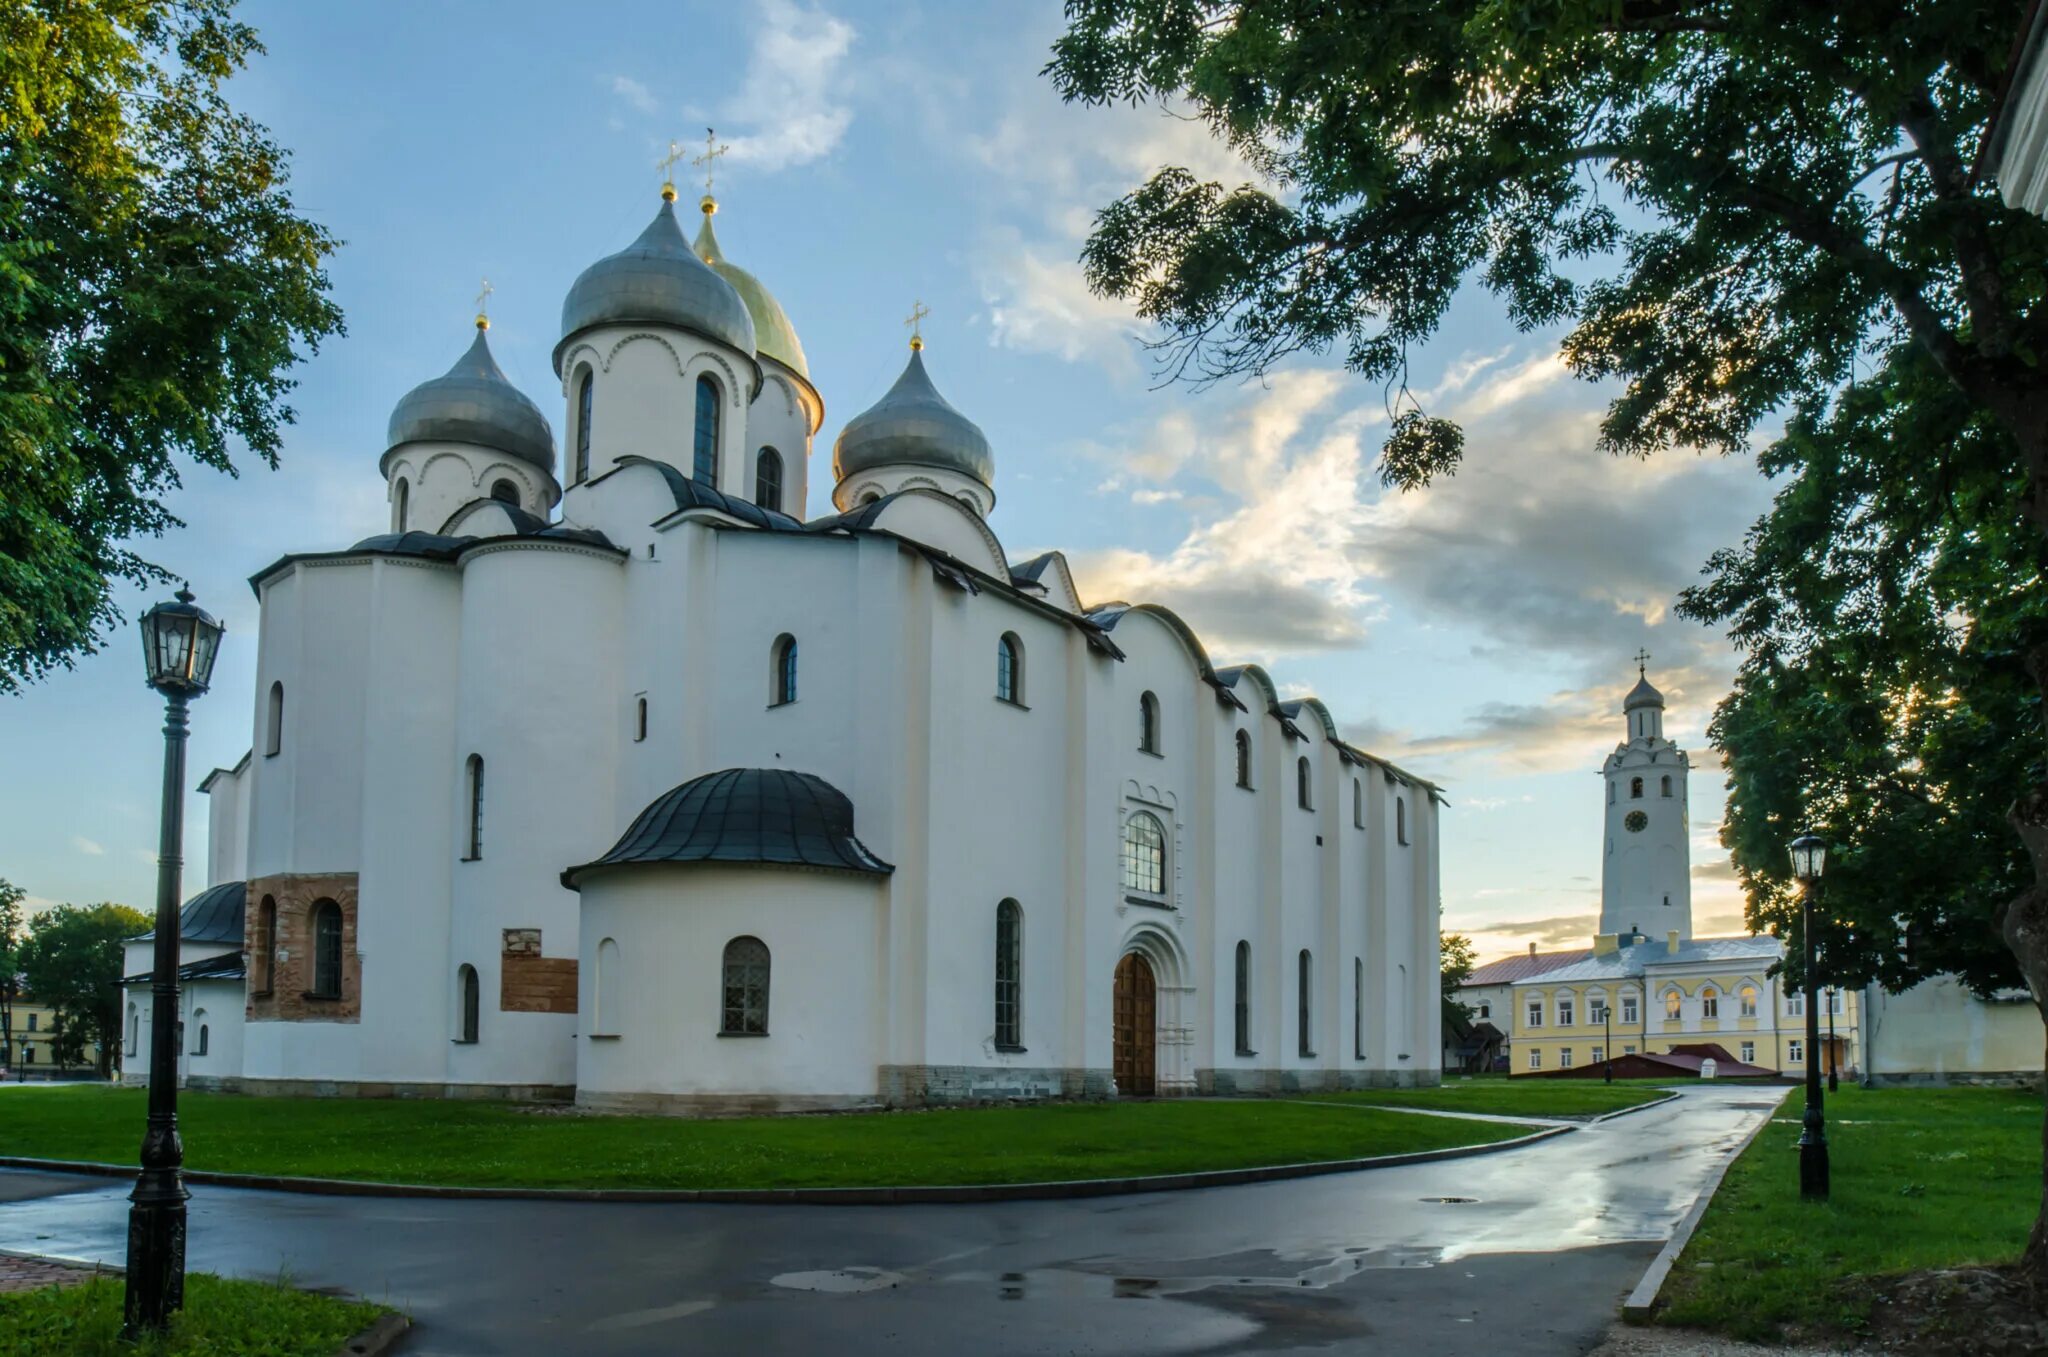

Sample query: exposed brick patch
[0,1252,106,1294]
[244,873,360,1024]
[500,929,576,1014]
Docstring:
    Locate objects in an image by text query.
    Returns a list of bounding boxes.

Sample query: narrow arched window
[1630,776,1644,799]
[1665,989,1683,1020]
[256,895,277,994]
[693,375,720,485]
[755,447,783,511]
[635,696,648,742]
[456,964,479,1043]
[1609,782,1616,805]
[997,633,1023,703]
[490,479,519,504]
[594,937,620,1035]
[265,682,284,757]
[994,900,1022,1050]
[310,900,343,1000]
[1660,774,1672,797]
[1297,949,1314,1057]
[196,1022,209,1057]
[771,634,797,705]
[1701,986,1719,1019]
[1235,730,1252,788]
[463,754,484,860]
[1234,940,1252,1055]
[1396,795,1409,845]
[395,477,409,532]
[1120,810,1165,896]
[574,368,594,483]
[721,936,770,1035]
[1297,757,1313,810]
[1354,957,1365,1058]
[1739,984,1758,1018]
[1352,778,1364,828]
[1138,691,1160,753]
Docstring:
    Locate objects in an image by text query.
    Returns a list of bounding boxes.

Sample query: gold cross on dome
[692,126,730,194]
[474,277,493,330]
[1633,648,1651,676]
[657,140,687,199]
[905,299,930,351]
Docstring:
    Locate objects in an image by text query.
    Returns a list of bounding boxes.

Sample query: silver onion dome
[832,347,994,488]
[556,195,756,373]
[1623,673,1665,711]
[386,325,556,473]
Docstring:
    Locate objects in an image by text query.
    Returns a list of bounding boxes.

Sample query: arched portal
[1113,952,1156,1096]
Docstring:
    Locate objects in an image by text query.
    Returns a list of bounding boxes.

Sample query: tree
[0,879,23,1071]
[1440,931,1477,1015]
[18,902,150,1076]
[0,0,342,693]
[1049,0,2048,1283]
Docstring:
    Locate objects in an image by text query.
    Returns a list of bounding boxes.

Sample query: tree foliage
[0,0,342,692]
[1681,347,2041,997]
[1440,930,1477,1009]
[18,901,150,1073]
[0,878,22,1062]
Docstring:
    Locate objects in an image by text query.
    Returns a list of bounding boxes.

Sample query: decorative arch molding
[756,371,801,420]
[1116,920,1197,1095]
[899,474,943,493]
[557,342,605,390]
[681,350,747,410]
[866,487,1010,578]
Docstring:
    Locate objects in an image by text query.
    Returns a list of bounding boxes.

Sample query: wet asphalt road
[0,1085,1784,1355]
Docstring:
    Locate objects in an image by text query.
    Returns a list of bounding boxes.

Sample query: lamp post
[1788,833,1829,1201]
[1604,1000,1613,1083]
[1826,988,1839,1093]
[124,587,223,1338]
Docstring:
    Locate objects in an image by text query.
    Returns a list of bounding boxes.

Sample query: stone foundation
[577,1090,884,1117]
[219,1076,574,1102]
[1868,1069,2044,1090]
[879,1063,1113,1107]
[1197,1067,1442,1094]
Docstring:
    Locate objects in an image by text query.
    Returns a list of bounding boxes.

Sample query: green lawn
[0,1273,385,1357]
[0,1087,1533,1190]
[1302,1076,1674,1119]
[1658,1085,2043,1343]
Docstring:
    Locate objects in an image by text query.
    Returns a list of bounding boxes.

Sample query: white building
[129,183,1445,1111]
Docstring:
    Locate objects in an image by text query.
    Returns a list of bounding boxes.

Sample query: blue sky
[0,0,1779,960]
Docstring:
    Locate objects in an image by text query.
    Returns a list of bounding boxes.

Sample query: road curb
[1589,1091,1683,1123]
[1619,1088,1789,1323]
[0,1123,1573,1206]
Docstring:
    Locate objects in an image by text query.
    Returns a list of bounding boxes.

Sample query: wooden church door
[1113,952,1157,1096]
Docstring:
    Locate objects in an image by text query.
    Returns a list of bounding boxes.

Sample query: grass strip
[0,1273,385,1357]
[0,1087,1530,1190]
[1302,1077,1672,1119]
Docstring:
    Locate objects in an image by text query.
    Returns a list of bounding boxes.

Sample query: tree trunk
[2006,643,2048,1296]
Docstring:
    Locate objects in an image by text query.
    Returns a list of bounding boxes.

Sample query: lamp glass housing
[1788,834,1827,883]
[139,589,224,696]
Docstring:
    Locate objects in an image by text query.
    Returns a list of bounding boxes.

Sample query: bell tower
[1599,655,1692,941]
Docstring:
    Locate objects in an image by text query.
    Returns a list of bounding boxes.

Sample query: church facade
[123,182,1444,1111]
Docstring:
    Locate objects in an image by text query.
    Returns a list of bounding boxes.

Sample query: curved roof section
[132,880,245,945]
[833,349,994,489]
[1624,673,1665,711]
[693,207,809,380]
[562,768,893,887]
[612,455,804,530]
[386,328,556,474]
[557,196,757,372]
[439,498,550,537]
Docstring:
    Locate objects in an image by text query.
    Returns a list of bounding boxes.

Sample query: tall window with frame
[1296,757,1313,810]
[1353,778,1364,828]
[310,900,343,1000]
[720,936,770,1035]
[1354,957,1365,1058]
[1121,810,1166,897]
[463,754,485,860]
[1396,795,1408,844]
[1233,940,1252,1055]
[574,368,594,483]
[255,895,277,994]
[456,964,479,1043]
[1665,989,1683,1020]
[755,447,783,511]
[1701,986,1720,1019]
[1235,729,1252,788]
[693,375,720,485]
[395,478,409,531]
[1630,776,1644,799]
[997,633,1023,704]
[265,681,284,756]
[1297,949,1314,1056]
[771,634,797,706]
[994,900,1022,1050]
[1138,691,1160,753]
[1621,991,1639,1024]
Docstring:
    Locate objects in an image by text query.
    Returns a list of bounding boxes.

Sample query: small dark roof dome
[562,768,892,888]
[833,348,994,489]
[557,197,756,371]
[132,880,245,946]
[1624,673,1665,711]
[387,327,556,473]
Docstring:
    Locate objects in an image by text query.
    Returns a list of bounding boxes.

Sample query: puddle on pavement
[769,1267,907,1293]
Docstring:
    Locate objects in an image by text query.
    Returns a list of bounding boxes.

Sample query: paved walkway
[0,1085,1785,1356]
[0,1249,105,1294]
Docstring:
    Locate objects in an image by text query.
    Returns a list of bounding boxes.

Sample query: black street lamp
[1788,833,1829,1201]
[1604,999,1613,1084]
[125,587,223,1338]
[1826,988,1839,1093]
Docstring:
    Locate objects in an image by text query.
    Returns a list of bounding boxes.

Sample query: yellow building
[1510,929,1859,1077]
[1,995,104,1078]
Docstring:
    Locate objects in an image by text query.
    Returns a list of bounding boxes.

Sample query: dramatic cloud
[1464,913,1601,957]
[719,0,856,172]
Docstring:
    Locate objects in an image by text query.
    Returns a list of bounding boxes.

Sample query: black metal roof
[132,881,245,946]
[123,950,247,986]
[619,455,805,531]
[562,768,893,889]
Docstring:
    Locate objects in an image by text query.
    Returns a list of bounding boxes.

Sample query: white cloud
[719,0,856,172]
[606,75,659,116]
[70,836,104,857]
[980,229,1149,366]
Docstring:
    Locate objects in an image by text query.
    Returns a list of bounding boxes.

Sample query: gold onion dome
[556,194,756,373]
[832,343,994,489]
[387,325,555,473]
[693,198,810,380]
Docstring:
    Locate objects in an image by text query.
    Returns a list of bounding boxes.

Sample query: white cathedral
[121,180,1445,1112]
